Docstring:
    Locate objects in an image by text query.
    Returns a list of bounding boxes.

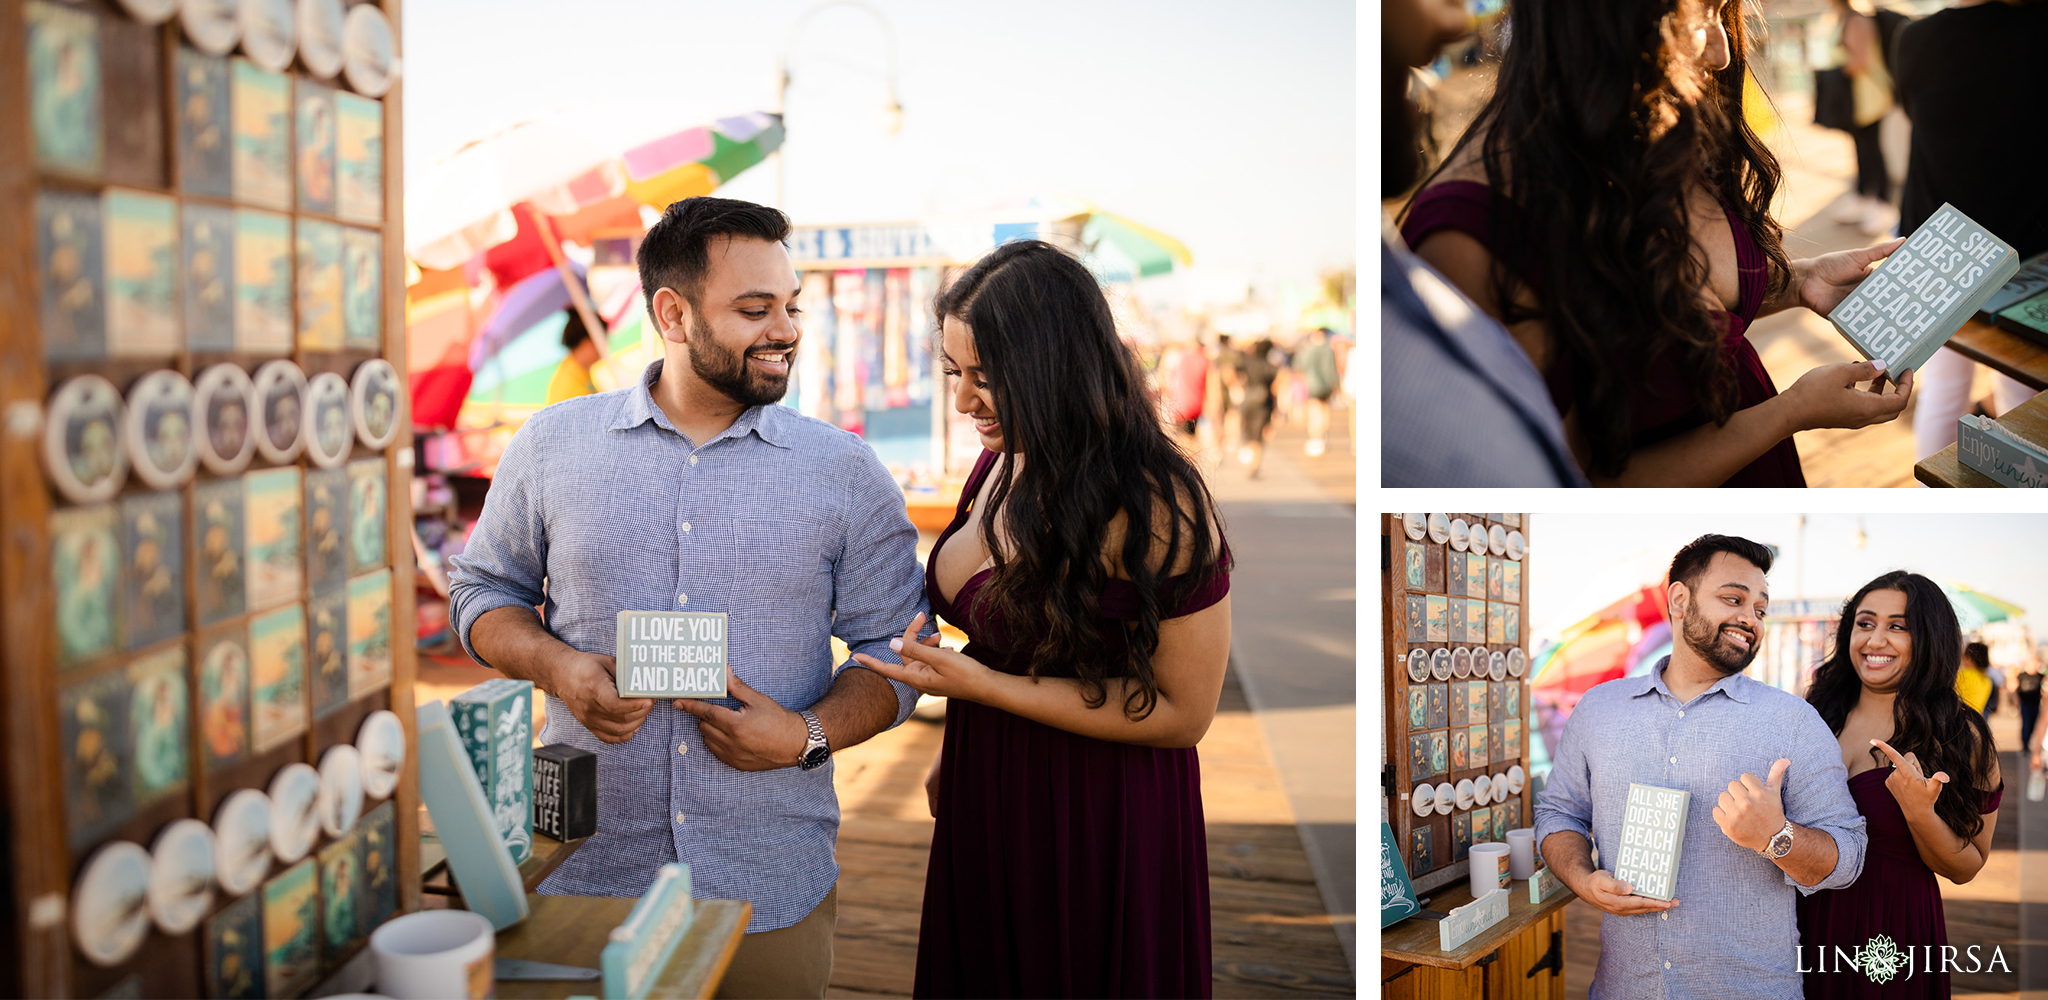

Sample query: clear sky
[400,0,1356,288]
[1524,514,2048,641]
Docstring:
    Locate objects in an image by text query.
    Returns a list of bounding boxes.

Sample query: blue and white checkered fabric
[1534,658,1868,999]
[448,360,928,932]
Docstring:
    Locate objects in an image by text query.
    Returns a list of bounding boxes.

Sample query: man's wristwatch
[1760,820,1795,859]
[797,710,831,771]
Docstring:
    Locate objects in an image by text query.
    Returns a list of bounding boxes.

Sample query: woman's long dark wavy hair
[1806,571,1997,841]
[934,240,1227,720]
[1403,0,1790,478]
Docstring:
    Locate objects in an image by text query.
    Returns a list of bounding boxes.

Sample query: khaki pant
[715,885,836,999]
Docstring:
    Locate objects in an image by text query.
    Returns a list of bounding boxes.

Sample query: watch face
[1402,513,1427,541]
[1449,518,1470,552]
[1407,648,1429,683]
[801,746,830,770]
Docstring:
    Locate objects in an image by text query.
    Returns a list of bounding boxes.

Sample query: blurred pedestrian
[1235,337,1279,477]
[1956,641,1994,713]
[1297,327,1341,456]
[1890,0,2048,464]
[1212,333,1243,455]
[2018,665,2043,757]
[1159,338,1208,446]
[1400,0,1912,486]
[544,308,602,405]
[1825,0,1902,236]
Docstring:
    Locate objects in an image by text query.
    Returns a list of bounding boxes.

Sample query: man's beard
[685,313,794,407]
[1680,599,1759,675]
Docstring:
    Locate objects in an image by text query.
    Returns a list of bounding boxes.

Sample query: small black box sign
[533,743,598,842]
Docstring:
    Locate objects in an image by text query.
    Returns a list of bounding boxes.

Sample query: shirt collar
[1631,655,1753,705]
[609,358,793,449]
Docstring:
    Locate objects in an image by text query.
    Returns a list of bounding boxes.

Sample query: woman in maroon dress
[853,240,1230,998]
[1398,0,1916,486]
[1798,570,2001,997]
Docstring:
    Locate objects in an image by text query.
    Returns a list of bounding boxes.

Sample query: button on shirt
[447,360,929,932]
[1533,657,1867,1000]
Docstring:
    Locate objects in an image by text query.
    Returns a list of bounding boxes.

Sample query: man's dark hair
[636,197,791,315]
[1964,641,1990,669]
[559,308,590,350]
[1667,533,1774,593]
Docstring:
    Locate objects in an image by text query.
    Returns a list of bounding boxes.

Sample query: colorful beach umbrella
[1081,212,1193,279]
[1944,582,2024,631]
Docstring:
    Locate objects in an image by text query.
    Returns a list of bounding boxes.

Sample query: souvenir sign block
[417,700,530,929]
[38,190,107,360]
[1439,885,1510,952]
[453,678,536,864]
[320,830,364,958]
[232,59,292,210]
[1405,595,1424,644]
[1450,727,1469,770]
[52,503,120,665]
[615,611,729,699]
[1830,204,2020,376]
[250,603,308,752]
[347,457,387,571]
[1380,822,1421,927]
[1506,606,1520,644]
[1465,599,1486,644]
[103,17,166,185]
[601,863,696,1000]
[128,647,190,806]
[1504,561,1522,603]
[245,467,304,609]
[335,92,383,223]
[179,47,233,197]
[1452,811,1471,862]
[205,891,262,999]
[1410,826,1433,874]
[1424,596,1448,643]
[126,371,200,490]
[308,589,349,717]
[196,477,248,625]
[1489,557,1504,600]
[1447,597,1465,643]
[343,226,383,350]
[1445,551,1464,598]
[1403,540,1424,589]
[199,625,252,767]
[1465,550,1486,596]
[1426,683,1447,729]
[122,490,186,648]
[263,859,319,998]
[305,466,347,591]
[27,0,102,176]
[104,189,182,357]
[295,80,337,215]
[183,202,235,348]
[297,219,344,350]
[235,209,294,352]
[535,743,598,842]
[1406,687,1426,730]
[359,800,398,930]
[347,568,393,697]
[1614,783,1690,901]
[61,670,133,847]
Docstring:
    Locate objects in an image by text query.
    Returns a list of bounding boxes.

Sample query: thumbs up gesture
[1713,757,1792,853]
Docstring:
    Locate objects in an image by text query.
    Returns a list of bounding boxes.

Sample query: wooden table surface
[493,893,751,1000]
[1915,388,2048,487]
[1382,874,1579,971]
[1947,317,2048,391]
[422,829,586,896]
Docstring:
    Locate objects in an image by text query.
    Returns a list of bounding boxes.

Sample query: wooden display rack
[0,1,418,994]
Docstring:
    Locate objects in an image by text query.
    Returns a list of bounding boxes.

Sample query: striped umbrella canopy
[1081,212,1193,280]
[1941,582,2025,635]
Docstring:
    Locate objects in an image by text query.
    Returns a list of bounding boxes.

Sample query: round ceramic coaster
[194,364,258,475]
[72,841,152,967]
[43,375,129,504]
[303,372,352,468]
[1405,648,1428,684]
[1402,513,1426,542]
[1451,646,1472,680]
[1507,530,1526,560]
[342,4,398,97]
[1489,651,1508,682]
[1427,513,1450,544]
[124,370,200,490]
[316,744,363,838]
[296,0,345,78]
[350,358,400,450]
[1412,784,1434,817]
[1489,524,1508,556]
[1474,774,1493,806]
[147,819,217,935]
[213,787,273,895]
[1508,648,1527,678]
[238,0,296,73]
[1434,782,1455,814]
[268,763,321,864]
[1506,765,1526,794]
[182,0,240,54]
[252,359,308,465]
[1455,778,1475,811]
[1449,518,1470,552]
[116,0,182,25]
[1430,648,1452,682]
[356,709,404,800]
[1494,771,1511,800]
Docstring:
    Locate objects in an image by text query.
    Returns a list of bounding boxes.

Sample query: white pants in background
[1911,347,2034,463]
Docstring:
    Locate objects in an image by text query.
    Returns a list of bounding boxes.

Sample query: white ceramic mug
[1505,828,1537,880]
[371,909,495,1000]
[1468,842,1512,898]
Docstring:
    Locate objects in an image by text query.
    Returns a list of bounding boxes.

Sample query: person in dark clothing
[1235,339,1279,478]
[2018,667,2044,759]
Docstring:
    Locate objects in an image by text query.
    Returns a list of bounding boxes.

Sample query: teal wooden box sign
[600,863,695,1000]
[452,678,535,864]
[615,611,728,699]
[1438,886,1510,951]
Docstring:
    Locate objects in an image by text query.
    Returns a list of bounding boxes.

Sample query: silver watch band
[799,710,828,760]
[1760,820,1795,857]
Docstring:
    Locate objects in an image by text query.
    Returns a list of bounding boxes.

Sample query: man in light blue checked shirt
[1535,534,1867,999]
[448,197,933,999]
